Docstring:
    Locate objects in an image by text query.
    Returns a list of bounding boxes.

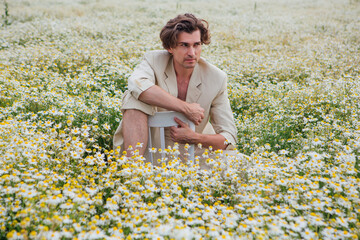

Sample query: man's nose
[187,46,195,56]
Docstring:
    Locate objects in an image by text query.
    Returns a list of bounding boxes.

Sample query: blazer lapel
[186,63,202,103]
[162,57,202,103]
[163,58,178,98]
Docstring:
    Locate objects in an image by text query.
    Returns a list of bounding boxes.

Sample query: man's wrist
[191,131,202,145]
[179,101,189,115]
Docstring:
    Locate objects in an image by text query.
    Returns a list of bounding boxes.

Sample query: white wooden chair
[148,111,195,163]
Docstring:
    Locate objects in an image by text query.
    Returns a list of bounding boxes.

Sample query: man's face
[168,30,202,70]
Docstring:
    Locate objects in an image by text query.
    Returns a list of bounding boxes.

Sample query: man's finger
[174,117,187,127]
[198,115,204,124]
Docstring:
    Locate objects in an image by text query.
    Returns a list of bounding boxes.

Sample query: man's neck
[173,61,194,81]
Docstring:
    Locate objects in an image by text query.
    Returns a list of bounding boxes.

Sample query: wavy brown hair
[160,13,211,49]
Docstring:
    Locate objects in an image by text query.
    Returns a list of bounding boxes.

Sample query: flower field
[1,0,360,239]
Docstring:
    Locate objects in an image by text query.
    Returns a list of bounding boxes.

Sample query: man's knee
[123,109,148,127]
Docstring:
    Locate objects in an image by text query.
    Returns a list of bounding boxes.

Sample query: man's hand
[138,86,204,125]
[170,117,198,144]
[170,117,229,150]
[183,102,204,125]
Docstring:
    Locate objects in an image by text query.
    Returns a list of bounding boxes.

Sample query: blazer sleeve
[127,54,156,99]
[209,76,238,147]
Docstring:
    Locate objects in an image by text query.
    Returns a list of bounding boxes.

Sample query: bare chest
[177,79,189,101]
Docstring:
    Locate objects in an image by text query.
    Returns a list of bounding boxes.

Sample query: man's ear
[167,48,173,55]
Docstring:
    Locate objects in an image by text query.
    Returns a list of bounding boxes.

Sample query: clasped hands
[183,102,204,125]
[170,103,204,144]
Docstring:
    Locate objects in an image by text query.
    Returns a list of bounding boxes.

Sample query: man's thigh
[121,90,156,115]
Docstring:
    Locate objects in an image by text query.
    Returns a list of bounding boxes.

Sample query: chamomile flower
[312,137,323,146]
[279,149,289,155]
[103,123,111,131]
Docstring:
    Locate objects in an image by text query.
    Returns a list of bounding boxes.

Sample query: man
[113,13,237,159]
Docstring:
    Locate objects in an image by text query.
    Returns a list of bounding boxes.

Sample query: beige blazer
[113,50,237,157]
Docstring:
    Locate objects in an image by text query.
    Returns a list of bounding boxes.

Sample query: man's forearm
[170,120,228,150]
[138,85,186,113]
[192,132,228,150]
[138,85,204,125]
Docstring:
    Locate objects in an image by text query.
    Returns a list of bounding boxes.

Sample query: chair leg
[160,127,165,159]
[188,122,195,160]
[189,145,194,161]
[148,128,153,164]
